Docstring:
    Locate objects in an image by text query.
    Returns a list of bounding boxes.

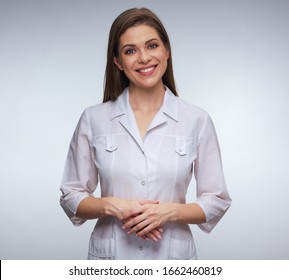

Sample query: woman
[60,7,231,260]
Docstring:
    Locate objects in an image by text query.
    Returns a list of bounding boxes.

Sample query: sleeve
[59,108,98,226]
[194,112,232,233]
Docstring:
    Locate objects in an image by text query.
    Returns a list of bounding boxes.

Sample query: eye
[148,43,158,49]
[124,48,136,55]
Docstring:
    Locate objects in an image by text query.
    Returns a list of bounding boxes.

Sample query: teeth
[139,67,154,73]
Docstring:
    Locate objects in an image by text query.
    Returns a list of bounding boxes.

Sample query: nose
[137,49,151,64]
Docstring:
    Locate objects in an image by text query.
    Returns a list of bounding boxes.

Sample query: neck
[128,84,166,111]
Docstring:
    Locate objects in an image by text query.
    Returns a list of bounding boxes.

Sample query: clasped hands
[118,200,169,242]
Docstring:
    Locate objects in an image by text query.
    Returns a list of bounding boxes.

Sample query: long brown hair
[103,7,178,102]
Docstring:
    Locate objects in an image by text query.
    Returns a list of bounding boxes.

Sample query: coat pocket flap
[106,136,118,152]
[175,137,187,156]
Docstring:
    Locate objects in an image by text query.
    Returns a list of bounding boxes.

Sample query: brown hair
[103,7,178,102]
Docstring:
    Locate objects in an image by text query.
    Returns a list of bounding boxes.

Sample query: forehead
[119,24,161,46]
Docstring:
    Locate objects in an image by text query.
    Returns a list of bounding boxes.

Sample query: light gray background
[1,0,288,259]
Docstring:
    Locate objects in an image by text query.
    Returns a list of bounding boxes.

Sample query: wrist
[166,203,179,223]
[101,197,116,216]
[159,203,178,224]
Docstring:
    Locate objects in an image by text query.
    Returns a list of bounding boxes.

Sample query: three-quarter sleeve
[60,109,98,226]
[194,112,232,233]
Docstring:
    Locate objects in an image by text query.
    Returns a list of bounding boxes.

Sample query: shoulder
[177,96,210,122]
[76,90,127,134]
[73,102,113,137]
[79,101,113,125]
[175,95,217,140]
[175,97,218,143]
[83,101,112,116]
[82,89,127,121]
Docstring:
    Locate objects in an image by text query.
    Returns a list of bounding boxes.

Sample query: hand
[140,228,163,241]
[121,203,173,238]
[102,197,164,241]
[122,215,163,241]
[102,197,158,220]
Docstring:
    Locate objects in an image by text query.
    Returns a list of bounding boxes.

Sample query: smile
[136,65,157,74]
[138,66,154,73]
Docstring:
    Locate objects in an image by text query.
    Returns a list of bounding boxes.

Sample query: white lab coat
[60,87,232,259]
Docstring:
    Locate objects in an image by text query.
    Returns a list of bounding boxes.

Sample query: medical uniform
[60,87,231,259]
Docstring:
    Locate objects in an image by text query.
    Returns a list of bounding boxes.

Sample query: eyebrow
[121,38,159,50]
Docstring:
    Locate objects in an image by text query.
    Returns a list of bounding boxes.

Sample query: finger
[140,234,150,241]
[135,226,164,241]
[122,214,144,231]
[121,208,143,221]
[136,223,158,238]
[150,228,163,240]
[156,227,164,233]
[121,216,135,224]
[145,230,162,241]
[144,231,158,242]
[127,218,150,235]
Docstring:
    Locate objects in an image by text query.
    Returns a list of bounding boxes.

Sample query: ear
[113,57,124,71]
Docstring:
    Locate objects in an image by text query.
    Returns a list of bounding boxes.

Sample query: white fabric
[60,87,232,259]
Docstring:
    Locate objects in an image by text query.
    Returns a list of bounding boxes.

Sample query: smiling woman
[59,7,232,260]
[113,25,169,95]
[103,7,177,102]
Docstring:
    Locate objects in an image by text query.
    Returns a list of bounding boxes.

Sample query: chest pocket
[92,135,119,180]
[175,136,187,156]
[105,135,118,152]
[174,136,197,184]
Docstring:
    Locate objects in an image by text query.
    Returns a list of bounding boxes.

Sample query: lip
[136,64,158,76]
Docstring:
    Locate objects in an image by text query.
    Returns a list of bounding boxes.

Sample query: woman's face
[114,24,169,92]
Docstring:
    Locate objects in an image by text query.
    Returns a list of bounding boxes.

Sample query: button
[141,180,145,186]
[139,246,143,250]
[178,147,183,152]
[110,145,115,149]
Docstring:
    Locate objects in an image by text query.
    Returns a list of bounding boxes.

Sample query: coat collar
[162,87,179,122]
[110,87,179,151]
[110,87,179,122]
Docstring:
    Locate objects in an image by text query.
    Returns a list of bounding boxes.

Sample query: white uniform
[60,87,232,259]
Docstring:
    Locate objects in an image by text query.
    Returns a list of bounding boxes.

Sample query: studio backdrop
[0,0,288,259]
